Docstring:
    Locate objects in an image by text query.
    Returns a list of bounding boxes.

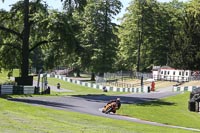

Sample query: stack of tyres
[148,86,150,93]
[188,87,200,112]
[41,87,50,94]
[188,99,199,112]
[45,87,50,94]
[34,87,40,94]
[188,100,196,112]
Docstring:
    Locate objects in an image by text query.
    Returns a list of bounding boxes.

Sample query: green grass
[0,69,19,84]
[1,70,200,132]
[0,71,9,84]
[0,97,194,133]
[118,92,200,129]
[46,77,128,96]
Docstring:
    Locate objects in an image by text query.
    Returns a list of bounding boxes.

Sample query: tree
[0,0,81,84]
[117,1,138,71]
[168,0,200,70]
[117,0,189,72]
[74,0,122,79]
[118,0,163,71]
[0,0,30,80]
[61,0,87,12]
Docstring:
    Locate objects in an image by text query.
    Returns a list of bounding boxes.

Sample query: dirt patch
[179,81,200,87]
[68,76,200,89]
[105,78,177,89]
[152,81,176,89]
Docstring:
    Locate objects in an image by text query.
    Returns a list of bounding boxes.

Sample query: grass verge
[1,71,200,132]
[118,92,200,129]
[0,97,194,133]
[46,77,128,96]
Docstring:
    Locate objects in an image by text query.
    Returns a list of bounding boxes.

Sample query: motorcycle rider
[106,98,121,113]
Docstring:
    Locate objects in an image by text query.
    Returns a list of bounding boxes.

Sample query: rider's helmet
[117,98,120,101]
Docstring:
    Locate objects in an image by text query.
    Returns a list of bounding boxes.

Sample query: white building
[152,66,192,82]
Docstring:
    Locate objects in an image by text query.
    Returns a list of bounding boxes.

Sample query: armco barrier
[24,86,35,94]
[13,85,24,94]
[0,85,36,95]
[43,74,150,93]
[173,86,199,92]
[1,85,13,95]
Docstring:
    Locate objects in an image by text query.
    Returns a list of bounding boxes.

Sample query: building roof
[160,66,175,70]
[152,66,161,71]
[152,66,174,71]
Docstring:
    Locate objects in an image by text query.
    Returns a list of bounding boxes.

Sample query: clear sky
[0,0,173,12]
[0,0,184,23]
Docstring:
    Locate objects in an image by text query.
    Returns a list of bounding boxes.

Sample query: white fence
[43,74,151,93]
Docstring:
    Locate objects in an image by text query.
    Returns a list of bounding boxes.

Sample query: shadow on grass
[136,99,176,106]
[0,95,13,99]
[0,94,34,99]
[6,97,79,109]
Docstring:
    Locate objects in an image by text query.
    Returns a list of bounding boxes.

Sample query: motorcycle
[102,102,117,114]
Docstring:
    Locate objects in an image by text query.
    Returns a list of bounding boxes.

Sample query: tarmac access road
[8,86,200,132]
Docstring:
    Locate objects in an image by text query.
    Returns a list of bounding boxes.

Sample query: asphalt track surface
[9,86,200,132]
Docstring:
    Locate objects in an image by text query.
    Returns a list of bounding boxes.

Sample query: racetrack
[8,87,200,132]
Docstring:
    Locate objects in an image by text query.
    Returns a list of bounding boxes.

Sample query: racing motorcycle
[102,102,117,114]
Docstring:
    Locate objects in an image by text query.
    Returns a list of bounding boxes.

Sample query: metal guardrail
[43,74,151,93]
[1,85,13,95]
[0,85,36,95]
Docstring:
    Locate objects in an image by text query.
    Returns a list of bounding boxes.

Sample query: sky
[0,0,183,23]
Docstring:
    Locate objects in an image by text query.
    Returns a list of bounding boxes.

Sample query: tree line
[0,0,199,83]
[117,0,200,72]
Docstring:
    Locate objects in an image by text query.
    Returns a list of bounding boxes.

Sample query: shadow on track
[73,94,176,106]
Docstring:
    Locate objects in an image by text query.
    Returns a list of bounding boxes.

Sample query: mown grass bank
[46,77,200,130]
[0,98,194,133]
[118,92,200,129]
[1,70,200,132]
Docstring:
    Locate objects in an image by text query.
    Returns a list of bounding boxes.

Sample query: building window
[182,72,184,76]
[173,71,175,75]
[186,72,188,76]
[179,71,181,76]
[164,71,166,75]
[161,71,163,74]
[168,71,170,75]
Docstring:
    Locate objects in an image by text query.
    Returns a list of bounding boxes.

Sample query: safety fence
[0,85,37,95]
[44,74,150,93]
[173,86,200,92]
[103,71,152,80]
